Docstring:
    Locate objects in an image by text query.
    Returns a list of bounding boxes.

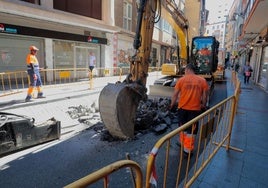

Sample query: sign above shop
[0,24,18,34]
[0,23,107,45]
[86,36,107,44]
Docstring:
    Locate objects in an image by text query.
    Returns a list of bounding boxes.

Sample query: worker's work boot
[37,92,46,98]
[25,95,32,102]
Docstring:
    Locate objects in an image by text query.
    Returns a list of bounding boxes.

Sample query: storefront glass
[53,40,100,69]
[0,35,43,72]
[259,46,268,88]
[53,40,74,69]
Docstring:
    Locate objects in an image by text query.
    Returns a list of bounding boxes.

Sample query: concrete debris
[153,123,168,134]
[135,98,177,134]
[67,103,100,121]
[66,98,179,141]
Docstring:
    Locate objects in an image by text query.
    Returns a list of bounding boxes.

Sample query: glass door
[74,46,90,79]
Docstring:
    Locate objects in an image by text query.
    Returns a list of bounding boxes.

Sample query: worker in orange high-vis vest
[25,46,45,102]
[170,63,209,157]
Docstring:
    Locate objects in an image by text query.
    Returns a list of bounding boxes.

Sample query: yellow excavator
[99,0,219,139]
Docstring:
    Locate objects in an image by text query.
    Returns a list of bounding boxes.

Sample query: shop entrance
[74,46,89,78]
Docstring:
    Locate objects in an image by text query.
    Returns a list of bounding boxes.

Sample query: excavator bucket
[99,82,144,139]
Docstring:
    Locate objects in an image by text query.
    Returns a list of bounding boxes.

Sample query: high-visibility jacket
[26,54,39,75]
[175,74,209,111]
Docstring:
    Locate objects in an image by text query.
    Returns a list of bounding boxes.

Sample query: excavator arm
[99,0,158,139]
[99,0,188,139]
[130,0,158,85]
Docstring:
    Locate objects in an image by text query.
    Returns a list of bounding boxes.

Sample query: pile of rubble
[67,102,100,125]
[66,98,179,141]
[135,98,178,134]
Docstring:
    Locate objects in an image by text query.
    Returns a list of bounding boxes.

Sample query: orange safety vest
[175,74,209,111]
[176,74,208,153]
[26,54,39,74]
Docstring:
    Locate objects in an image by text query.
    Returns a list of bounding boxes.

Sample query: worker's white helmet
[29,46,39,51]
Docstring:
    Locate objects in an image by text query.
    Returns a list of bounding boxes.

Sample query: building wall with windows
[0,0,117,77]
[205,21,227,64]
[227,0,268,91]
[0,0,200,76]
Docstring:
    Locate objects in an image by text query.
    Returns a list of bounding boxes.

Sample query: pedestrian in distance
[242,61,253,84]
[88,51,96,72]
[170,63,209,157]
[234,55,240,72]
[25,46,45,102]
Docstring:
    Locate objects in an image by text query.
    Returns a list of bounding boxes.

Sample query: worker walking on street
[170,63,209,157]
[25,46,45,102]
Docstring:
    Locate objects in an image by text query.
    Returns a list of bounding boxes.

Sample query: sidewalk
[0,78,110,130]
[0,73,160,132]
[193,70,268,187]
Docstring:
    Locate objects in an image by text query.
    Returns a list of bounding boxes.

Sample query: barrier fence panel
[0,71,28,96]
[0,66,162,96]
[64,160,143,188]
[1,67,241,187]
[145,74,242,188]
[65,73,241,188]
[145,95,242,188]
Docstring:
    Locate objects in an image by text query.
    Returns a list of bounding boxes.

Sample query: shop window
[163,20,172,33]
[53,0,101,20]
[259,47,268,87]
[53,41,74,69]
[53,40,100,70]
[123,1,132,31]
[20,0,40,5]
[0,35,43,72]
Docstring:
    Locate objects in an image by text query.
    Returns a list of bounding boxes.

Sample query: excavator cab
[190,36,219,75]
[190,36,219,106]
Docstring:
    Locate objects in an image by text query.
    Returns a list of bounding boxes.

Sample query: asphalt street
[0,72,228,188]
[1,70,267,188]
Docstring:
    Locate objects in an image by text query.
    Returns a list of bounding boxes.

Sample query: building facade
[205,21,228,65]
[0,0,117,79]
[205,0,234,66]
[0,0,201,79]
[227,0,268,91]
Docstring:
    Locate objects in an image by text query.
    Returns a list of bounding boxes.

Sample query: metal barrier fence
[145,71,241,188]
[1,67,240,187]
[64,71,241,187]
[146,91,241,187]
[64,160,143,188]
[231,71,241,114]
[0,66,161,96]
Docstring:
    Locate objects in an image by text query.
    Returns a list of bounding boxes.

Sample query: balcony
[239,0,268,42]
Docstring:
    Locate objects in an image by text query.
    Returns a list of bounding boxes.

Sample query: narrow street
[0,73,227,188]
